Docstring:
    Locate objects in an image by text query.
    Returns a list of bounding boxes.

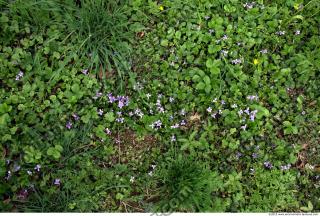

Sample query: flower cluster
[15,71,24,81]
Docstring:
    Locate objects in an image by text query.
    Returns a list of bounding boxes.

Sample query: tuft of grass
[64,0,133,88]
[154,154,222,212]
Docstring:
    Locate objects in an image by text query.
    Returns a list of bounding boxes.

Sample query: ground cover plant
[0,0,320,212]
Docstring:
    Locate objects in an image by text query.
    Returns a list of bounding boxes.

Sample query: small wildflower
[159,5,164,11]
[236,152,242,159]
[53,178,61,186]
[264,161,273,169]
[27,170,32,176]
[148,171,153,176]
[302,111,306,115]
[247,95,258,101]
[151,165,157,170]
[208,29,214,34]
[260,49,268,54]
[105,128,111,135]
[180,109,186,116]
[253,59,259,65]
[171,123,180,129]
[244,107,250,115]
[221,50,228,57]
[243,2,256,9]
[93,92,103,100]
[13,164,21,172]
[169,97,175,103]
[82,69,88,75]
[211,113,217,119]
[240,124,247,131]
[204,16,210,20]
[221,100,225,105]
[171,135,176,142]
[130,176,135,183]
[34,164,41,172]
[15,71,24,81]
[180,120,186,126]
[231,59,242,64]
[98,109,104,116]
[294,30,301,35]
[231,104,238,108]
[146,93,151,99]
[280,164,291,171]
[250,168,255,174]
[128,111,134,116]
[275,31,286,36]
[66,121,72,129]
[5,171,11,180]
[222,35,228,40]
[238,109,243,116]
[207,107,212,113]
[116,117,124,123]
[252,152,259,159]
[212,98,217,103]
[107,93,117,103]
[72,113,80,121]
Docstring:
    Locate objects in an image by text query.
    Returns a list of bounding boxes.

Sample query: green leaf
[160,39,169,47]
[203,76,211,85]
[104,112,115,122]
[196,82,205,90]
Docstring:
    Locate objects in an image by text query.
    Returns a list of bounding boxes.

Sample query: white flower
[130,176,135,183]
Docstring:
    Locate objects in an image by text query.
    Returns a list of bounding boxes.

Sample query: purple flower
[104,128,111,135]
[264,161,273,169]
[98,109,104,116]
[207,107,212,113]
[222,35,228,40]
[221,100,225,105]
[82,69,88,75]
[34,164,41,172]
[249,110,258,121]
[238,110,243,116]
[134,109,144,118]
[243,2,256,9]
[260,49,268,54]
[72,113,80,121]
[171,123,179,129]
[150,120,162,130]
[252,152,259,158]
[53,178,61,186]
[240,124,247,131]
[231,59,242,64]
[13,164,21,172]
[171,135,176,142]
[247,95,258,101]
[66,121,72,129]
[93,92,103,100]
[221,50,228,56]
[280,164,291,171]
[236,152,242,159]
[15,71,24,81]
[116,117,124,123]
[244,107,250,115]
[275,31,286,36]
[180,120,186,126]
[107,93,117,103]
